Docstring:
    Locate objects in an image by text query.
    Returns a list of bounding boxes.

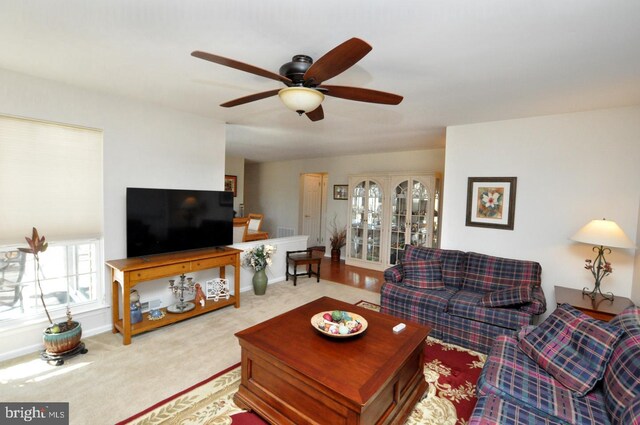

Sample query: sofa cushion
[478,335,611,424]
[380,281,457,330]
[518,303,624,396]
[463,252,541,293]
[480,284,533,307]
[403,245,467,288]
[402,259,445,289]
[447,290,532,331]
[604,306,640,425]
[471,394,568,424]
[438,310,527,355]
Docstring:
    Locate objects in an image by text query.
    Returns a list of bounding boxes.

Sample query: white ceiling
[1,1,639,162]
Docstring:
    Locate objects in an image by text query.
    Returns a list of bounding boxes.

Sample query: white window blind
[0,115,103,245]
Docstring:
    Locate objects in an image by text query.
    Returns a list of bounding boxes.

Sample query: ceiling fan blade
[321,85,403,105]
[220,89,281,108]
[305,105,324,121]
[191,51,292,84]
[303,38,372,85]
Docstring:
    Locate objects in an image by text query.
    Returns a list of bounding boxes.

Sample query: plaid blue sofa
[470,305,640,424]
[380,245,546,354]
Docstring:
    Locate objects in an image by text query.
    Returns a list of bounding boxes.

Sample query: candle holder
[167,274,196,313]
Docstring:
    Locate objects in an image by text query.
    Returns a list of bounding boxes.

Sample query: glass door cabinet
[388,176,436,265]
[347,178,385,268]
[346,172,440,271]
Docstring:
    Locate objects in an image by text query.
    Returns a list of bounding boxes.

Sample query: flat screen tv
[126,188,233,258]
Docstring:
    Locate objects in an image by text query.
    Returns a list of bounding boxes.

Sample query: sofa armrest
[384,264,403,284]
[519,284,547,315]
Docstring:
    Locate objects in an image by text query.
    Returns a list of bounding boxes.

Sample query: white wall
[0,68,226,360]
[244,148,445,253]
[442,106,640,312]
[634,199,640,303]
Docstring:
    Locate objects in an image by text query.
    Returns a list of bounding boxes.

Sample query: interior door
[301,173,323,246]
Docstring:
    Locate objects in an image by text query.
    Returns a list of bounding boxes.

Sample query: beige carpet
[0,278,380,425]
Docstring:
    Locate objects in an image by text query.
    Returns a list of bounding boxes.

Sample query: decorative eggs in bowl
[311,310,368,338]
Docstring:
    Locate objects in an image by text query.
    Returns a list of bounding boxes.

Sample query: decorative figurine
[130,301,143,324]
[194,283,206,307]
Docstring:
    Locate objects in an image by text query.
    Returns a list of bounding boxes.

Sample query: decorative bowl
[311,310,368,338]
[148,309,165,321]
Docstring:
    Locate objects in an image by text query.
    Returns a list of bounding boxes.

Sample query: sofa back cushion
[462,252,541,293]
[403,245,467,288]
[403,259,446,290]
[604,306,640,425]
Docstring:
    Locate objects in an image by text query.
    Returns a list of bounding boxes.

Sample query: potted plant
[19,227,83,355]
[242,244,276,295]
[329,216,347,262]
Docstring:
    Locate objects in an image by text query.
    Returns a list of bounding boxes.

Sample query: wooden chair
[285,249,323,286]
[232,217,249,244]
[0,251,27,311]
[245,213,269,241]
[247,213,264,232]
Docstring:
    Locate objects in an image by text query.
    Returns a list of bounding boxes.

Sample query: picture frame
[333,184,348,200]
[466,177,517,230]
[224,175,237,197]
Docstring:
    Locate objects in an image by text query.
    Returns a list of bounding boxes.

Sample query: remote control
[393,323,406,333]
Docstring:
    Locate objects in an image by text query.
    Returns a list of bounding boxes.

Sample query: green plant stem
[34,254,53,325]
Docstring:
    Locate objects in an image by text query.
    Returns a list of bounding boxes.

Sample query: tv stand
[106,247,241,345]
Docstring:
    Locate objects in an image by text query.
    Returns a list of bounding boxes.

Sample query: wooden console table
[106,247,241,345]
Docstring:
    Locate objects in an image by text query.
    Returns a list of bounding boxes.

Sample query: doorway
[300,173,328,247]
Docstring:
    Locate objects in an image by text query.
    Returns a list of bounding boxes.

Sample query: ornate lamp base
[582,284,614,301]
[582,245,614,301]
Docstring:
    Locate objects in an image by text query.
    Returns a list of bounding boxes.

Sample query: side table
[285,249,323,286]
[555,285,633,321]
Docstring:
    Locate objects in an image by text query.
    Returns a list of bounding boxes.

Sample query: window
[0,240,103,324]
[0,114,104,325]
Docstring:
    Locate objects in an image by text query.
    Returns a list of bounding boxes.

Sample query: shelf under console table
[106,247,241,345]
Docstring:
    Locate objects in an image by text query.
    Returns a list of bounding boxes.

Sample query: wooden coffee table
[234,296,431,425]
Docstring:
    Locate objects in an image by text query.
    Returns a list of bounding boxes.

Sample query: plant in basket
[19,227,83,356]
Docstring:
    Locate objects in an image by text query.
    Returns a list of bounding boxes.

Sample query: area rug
[119,304,486,425]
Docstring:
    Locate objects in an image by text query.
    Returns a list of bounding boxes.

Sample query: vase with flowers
[329,216,347,262]
[19,228,85,360]
[242,244,276,295]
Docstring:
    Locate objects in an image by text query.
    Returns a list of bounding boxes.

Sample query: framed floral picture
[224,175,237,197]
[466,177,517,230]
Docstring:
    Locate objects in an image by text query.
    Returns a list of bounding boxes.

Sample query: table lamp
[571,218,635,300]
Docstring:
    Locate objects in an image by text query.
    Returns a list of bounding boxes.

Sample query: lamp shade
[278,87,324,113]
[571,218,636,249]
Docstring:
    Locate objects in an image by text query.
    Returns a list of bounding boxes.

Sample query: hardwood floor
[319,259,384,293]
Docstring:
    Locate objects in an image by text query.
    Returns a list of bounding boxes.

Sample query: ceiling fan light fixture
[278,87,324,114]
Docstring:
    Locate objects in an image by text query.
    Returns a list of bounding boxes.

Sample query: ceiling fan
[191,37,403,122]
